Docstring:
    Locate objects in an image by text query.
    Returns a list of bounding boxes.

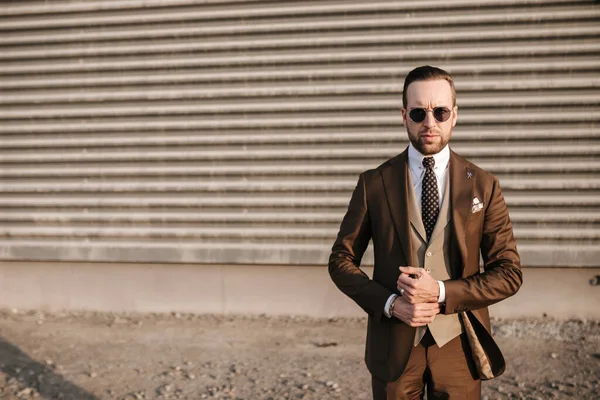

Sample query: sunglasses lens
[409,108,426,123]
[433,107,451,122]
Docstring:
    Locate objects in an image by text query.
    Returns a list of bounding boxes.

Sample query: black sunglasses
[408,107,452,123]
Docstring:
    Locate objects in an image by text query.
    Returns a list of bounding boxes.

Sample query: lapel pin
[466,171,472,179]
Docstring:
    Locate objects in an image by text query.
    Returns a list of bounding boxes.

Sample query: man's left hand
[397,266,440,304]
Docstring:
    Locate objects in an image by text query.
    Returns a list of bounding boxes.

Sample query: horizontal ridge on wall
[1,60,598,90]
[0,0,588,16]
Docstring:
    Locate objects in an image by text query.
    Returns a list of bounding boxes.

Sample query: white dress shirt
[384,144,449,318]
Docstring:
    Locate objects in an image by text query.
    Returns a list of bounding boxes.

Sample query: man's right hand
[391,295,440,327]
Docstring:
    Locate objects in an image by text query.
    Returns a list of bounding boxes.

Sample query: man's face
[401,79,458,156]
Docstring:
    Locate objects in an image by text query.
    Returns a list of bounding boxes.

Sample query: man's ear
[451,106,458,128]
[401,107,407,127]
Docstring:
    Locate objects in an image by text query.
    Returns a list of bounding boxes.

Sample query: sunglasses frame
[407,107,452,123]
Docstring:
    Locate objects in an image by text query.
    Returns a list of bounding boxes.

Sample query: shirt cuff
[437,280,446,303]
[383,294,398,318]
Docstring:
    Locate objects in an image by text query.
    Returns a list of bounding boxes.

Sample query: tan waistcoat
[408,172,463,347]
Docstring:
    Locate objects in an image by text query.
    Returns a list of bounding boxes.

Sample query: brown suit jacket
[328,147,522,382]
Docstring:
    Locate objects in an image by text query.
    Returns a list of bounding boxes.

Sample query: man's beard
[407,127,451,156]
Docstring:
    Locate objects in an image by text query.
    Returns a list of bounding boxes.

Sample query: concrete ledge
[2,242,600,267]
[0,261,598,319]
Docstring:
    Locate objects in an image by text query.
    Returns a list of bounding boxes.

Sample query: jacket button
[426,252,432,257]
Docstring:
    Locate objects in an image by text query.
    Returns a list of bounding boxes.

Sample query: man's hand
[391,295,440,327]
[397,266,440,304]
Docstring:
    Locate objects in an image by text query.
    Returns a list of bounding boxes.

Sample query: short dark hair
[402,65,456,108]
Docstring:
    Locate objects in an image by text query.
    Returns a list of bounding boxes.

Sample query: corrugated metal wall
[0,0,598,267]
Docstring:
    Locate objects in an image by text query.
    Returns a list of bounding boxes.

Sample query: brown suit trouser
[372,330,481,400]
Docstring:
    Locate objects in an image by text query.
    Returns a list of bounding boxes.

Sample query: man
[328,65,522,399]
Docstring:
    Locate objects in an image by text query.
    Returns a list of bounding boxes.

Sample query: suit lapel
[407,171,427,243]
[381,149,415,267]
[449,150,475,278]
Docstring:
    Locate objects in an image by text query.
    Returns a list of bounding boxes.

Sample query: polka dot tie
[422,157,439,242]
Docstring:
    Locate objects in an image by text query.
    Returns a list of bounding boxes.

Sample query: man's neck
[408,143,450,170]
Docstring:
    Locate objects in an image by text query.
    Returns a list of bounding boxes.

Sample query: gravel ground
[0,310,598,400]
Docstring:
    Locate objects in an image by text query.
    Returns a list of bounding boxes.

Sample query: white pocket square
[471,197,484,213]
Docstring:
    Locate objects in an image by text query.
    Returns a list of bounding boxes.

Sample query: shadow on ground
[0,335,99,400]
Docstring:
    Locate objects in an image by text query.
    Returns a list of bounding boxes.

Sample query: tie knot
[422,157,435,170]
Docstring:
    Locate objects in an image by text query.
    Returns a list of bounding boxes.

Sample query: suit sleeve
[443,177,523,314]
[328,173,394,321]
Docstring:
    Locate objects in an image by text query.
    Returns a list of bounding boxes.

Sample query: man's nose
[423,111,436,128]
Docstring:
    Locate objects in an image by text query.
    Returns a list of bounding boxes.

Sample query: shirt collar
[408,143,450,172]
